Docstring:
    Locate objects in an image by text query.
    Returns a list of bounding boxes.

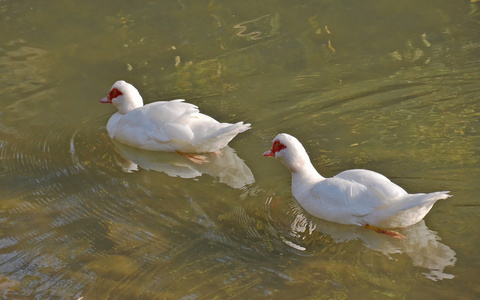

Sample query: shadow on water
[109,141,254,189]
[275,201,457,281]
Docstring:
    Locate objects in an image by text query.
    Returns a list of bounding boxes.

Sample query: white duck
[263,133,451,238]
[100,80,250,153]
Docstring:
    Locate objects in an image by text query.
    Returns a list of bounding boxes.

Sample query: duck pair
[100,80,451,239]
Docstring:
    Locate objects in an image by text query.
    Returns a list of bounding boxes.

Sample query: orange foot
[364,224,406,239]
[211,150,223,157]
[178,152,209,164]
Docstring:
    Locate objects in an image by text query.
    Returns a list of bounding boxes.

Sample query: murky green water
[1,1,480,298]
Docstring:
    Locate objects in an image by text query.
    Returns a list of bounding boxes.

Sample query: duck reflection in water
[285,205,456,281]
[112,140,255,189]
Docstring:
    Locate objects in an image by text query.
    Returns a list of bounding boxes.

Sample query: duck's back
[334,169,407,200]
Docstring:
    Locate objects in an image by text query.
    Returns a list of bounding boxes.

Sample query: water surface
[1,1,480,298]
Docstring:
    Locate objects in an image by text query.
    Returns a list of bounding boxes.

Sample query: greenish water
[1,1,480,298]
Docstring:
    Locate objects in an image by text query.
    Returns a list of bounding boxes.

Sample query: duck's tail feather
[194,122,251,151]
[379,191,451,228]
[401,191,451,210]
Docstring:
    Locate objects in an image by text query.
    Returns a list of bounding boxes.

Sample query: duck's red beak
[263,149,274,157]
[100,96,112,103]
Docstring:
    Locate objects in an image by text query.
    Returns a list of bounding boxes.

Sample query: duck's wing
[334,169,407,201]
[117,100,200,143]
[310,178,378,218]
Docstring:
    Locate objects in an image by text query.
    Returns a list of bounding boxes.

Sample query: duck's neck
[292,161,323,184]
[115,93,144,114]
[287,157,324,201]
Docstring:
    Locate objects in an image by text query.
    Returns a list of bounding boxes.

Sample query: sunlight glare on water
[1,0,480,298]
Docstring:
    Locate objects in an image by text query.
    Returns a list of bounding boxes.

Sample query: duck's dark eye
[109,88,123,100]
[272,140,286,152]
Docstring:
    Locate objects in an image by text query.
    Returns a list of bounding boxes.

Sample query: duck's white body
[264,133,451,229]
[100,81,250,153]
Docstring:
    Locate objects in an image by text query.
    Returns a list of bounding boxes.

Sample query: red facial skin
[100,88,123,103]
[263,140,286,157]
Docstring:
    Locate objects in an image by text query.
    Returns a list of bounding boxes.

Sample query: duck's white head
[100,80,144,114]
[263,133,312,173]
